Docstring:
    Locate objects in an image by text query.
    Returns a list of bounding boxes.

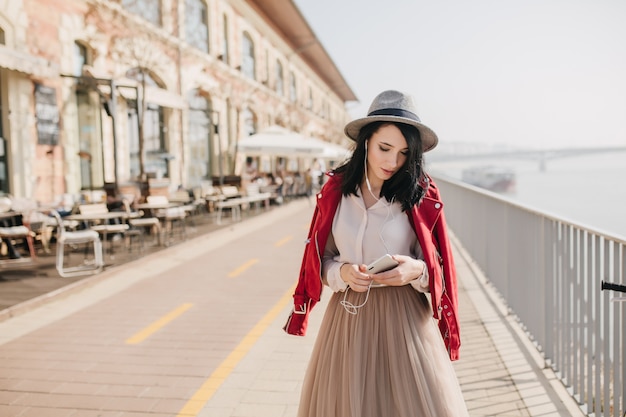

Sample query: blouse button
[434,203,441,209]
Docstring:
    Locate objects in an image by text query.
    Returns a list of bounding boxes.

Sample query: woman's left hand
[370,255,425,286]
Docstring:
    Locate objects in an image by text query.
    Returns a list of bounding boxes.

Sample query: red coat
[283,171,461,361]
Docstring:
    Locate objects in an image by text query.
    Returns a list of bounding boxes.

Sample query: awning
[145,86,187,110]
[235,125,351,160]
[0,45,58,78]
[116,79,187,110]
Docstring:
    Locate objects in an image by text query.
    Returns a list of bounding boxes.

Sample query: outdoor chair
[51,210,104,278]
[243,184,272,212]
[122,199,161,250]
[78,203,129,256]
[0,195,37,266]
[0,224,37,265]
[146,196,187,246]
[169,190,202,225]
[213,186,245,225]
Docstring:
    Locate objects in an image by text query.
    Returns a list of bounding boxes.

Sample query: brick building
[0,0,356,203]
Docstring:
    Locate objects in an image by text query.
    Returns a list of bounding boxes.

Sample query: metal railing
[433,174,625,417]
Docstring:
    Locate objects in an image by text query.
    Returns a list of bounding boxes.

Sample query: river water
[429,152,626,240]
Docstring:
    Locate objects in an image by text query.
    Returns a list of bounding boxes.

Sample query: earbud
[363,140,379,201]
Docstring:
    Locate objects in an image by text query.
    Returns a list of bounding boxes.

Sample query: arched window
[241,32,255,79]
[275,60,284,96]
[185,0,209,52]
[126,68,168,178]
[242,107,257,136]
[122,0,161,27]
[187,90,214,187]
[289,72,297,103]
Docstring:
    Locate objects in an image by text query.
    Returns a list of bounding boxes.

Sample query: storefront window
[76,90,103,190]
[126,68,168,178]
[187,90,213,187]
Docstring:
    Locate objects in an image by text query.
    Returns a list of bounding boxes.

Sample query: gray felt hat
[344,90,438,152]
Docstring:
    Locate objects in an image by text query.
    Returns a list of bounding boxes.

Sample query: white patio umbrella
[235,125,350,159]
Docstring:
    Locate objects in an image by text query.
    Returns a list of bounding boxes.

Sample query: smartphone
[366,254,399,274]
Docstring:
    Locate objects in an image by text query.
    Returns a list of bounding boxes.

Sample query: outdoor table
[134,202,186,246]
[65,211,135,258]
[65,211,134,223]
[135,202,181,211]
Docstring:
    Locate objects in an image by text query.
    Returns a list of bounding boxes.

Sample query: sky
[293,0,626,151]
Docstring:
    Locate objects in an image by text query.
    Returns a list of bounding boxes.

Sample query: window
[221,14,229,63]
[307,87,313,109]
[264,49,269,84]
[73,42,89,77]
[126,68,169,178]
[127,107,141,178]
[34,84,60,146]
[0,27,5,45]
[185,0,209,52]
[241,32,255,79]
[289,72,297,103]
[322,100,328,119]
[76,91,102,190]
[275,60,284,96]
[122,0,161,27]
[143,104,166,173]
[242,107,257,136]
[187,90,214,186]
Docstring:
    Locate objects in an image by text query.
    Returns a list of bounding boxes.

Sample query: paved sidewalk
[193,231,585,417]
[0,199,585,417]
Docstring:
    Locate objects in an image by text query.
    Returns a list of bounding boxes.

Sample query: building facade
[0,0,356,203]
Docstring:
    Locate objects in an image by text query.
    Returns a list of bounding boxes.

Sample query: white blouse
[322,191,429,293]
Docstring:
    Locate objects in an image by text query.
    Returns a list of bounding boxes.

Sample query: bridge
[428,144,626,171]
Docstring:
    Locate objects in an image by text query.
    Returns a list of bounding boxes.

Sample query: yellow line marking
[176,285,295,417]
[227,258,259,278]
[126,303,194,345]
[274,235,293,247]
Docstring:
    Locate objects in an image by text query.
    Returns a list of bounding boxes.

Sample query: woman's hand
[340,263,372,292]
[370,255,426,287]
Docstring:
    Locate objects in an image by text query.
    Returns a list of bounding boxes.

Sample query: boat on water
[461,165,516,193]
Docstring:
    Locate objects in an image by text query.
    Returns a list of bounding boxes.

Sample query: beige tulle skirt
[297,285,469,417]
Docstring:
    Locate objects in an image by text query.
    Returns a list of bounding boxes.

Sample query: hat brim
[344,115,439,152]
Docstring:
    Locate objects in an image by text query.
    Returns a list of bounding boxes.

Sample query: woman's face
[365,123,408,186]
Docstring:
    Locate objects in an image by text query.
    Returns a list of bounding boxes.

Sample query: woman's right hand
[340,263,372,292]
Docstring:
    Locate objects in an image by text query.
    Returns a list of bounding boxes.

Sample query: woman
[284,90,469,416]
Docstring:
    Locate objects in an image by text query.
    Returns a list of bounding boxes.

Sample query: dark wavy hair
[334,121,428,211]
